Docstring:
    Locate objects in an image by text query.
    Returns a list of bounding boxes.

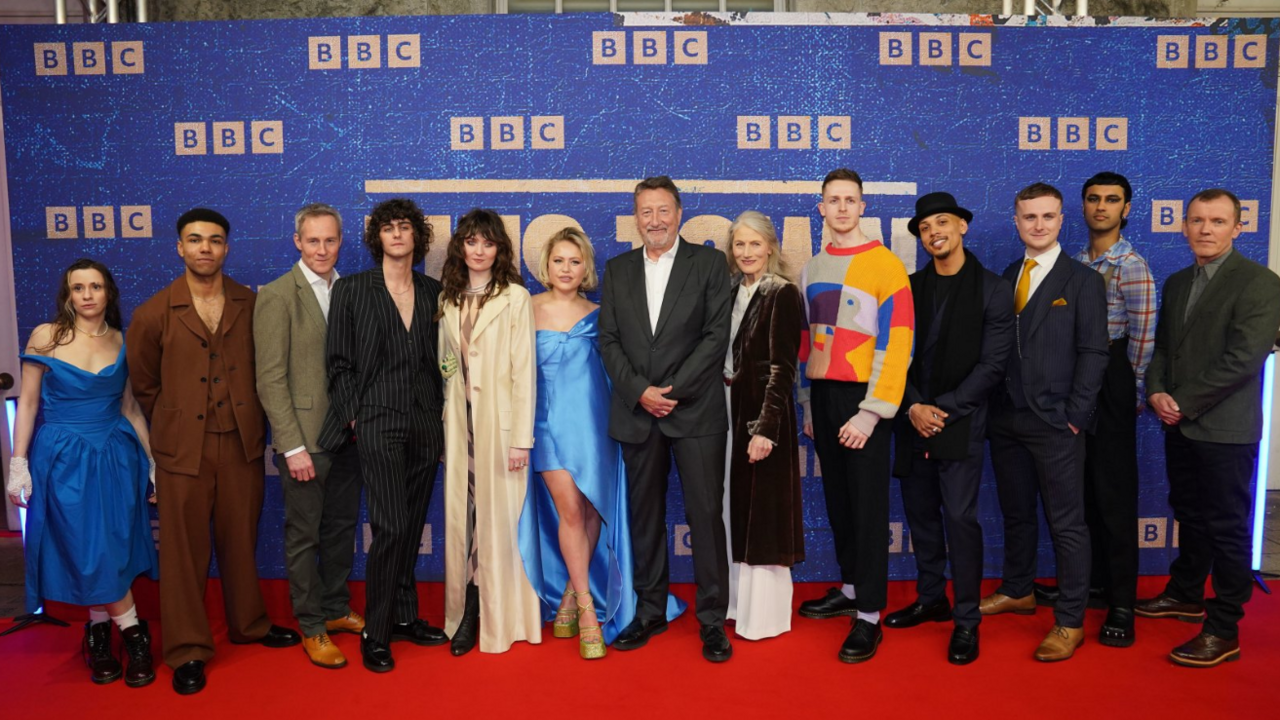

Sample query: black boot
[450,584,479,657]
[83,621,122,684]
[120,620,156,687]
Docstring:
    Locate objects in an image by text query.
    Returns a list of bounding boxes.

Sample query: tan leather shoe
[325,611,365,635]
[1034,625,1084,662]
[303,633,347,669]
[979,592,1036,616]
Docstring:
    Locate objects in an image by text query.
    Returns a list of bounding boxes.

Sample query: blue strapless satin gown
[518,309,684,643]
[20,345,157,612]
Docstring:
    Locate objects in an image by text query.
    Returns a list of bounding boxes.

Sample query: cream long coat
[440,284,542,652]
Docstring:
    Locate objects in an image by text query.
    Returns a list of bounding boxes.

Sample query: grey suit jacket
[599,238,732,443]
[254,263,331,455]
[1147,249,1280,444]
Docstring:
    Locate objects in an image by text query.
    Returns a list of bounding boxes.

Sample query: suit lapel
[292,264,327,332]
[168,277,209,342]
[1178,252,1241,346]
[469,292,510,342]
[654,240,693,339]
[628,250,654,342]
[1021,256,1071,338]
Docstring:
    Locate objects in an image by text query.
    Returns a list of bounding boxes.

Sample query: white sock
[88,608,110,625]
[857,610,881,625]
[110,605,139,631]
[841,584,856,600]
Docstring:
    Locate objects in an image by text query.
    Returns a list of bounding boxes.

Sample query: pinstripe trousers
[989,405,1092,628]
[357,404,442,644]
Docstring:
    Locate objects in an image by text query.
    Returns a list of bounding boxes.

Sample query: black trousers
[1084,338,1140,609]
[622,426,729,628]
[989,404,1091,627]
[900,439,985,629]
[276,444,363,637]
[810,380,891,614]
[1163,426,1257,640]
[357,405,441,644]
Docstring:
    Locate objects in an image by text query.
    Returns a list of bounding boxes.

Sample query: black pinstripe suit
[320,267,444,644]
[988,249,1108,628]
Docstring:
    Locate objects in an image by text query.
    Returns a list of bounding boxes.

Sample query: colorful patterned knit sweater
[799,239,914,434]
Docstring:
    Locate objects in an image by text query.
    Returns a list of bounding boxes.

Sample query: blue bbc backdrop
[1,12,1276,583]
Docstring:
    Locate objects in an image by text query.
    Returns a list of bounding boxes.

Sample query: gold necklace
[75,323,109,338]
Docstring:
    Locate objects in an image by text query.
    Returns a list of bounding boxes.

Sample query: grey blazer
[254,263,331,455]
[1147,249,1280,444]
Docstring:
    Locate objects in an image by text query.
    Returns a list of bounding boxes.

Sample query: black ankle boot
[120,620,156,687]
[83,621,122,684]
[450,584,479,657]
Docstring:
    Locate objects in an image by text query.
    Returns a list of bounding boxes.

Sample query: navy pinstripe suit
[320,268,444,644]
[988,249,1108,628]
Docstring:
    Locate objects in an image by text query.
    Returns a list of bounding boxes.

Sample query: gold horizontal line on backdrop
[365,179,918,195]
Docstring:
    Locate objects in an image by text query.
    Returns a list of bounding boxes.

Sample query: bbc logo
[174,121,284,155]
[308,35,421,70]
[450,116,564,150]
[879,32,992,67]
[1150,199,1258,233]
[1156,35,1267,69]
[46,205,152,239]
[737,116,852,150]
[1018,117,1128,151]
[592,31,707,65]
[34,41,144,76]
[674,524,692,556]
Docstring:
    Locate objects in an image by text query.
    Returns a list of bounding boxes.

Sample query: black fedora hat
[908,192,973,237]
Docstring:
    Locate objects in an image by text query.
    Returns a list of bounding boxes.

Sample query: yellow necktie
[1015,258,1038,314]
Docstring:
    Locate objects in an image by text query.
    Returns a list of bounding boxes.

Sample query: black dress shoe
[1100,607,1135,648]
[82,621,122,685]
[1170,632,1240,668]
[612,617,669,651]
[230,624,302,648]
[1135,593,1206,622]
[798,587,858,619]
[700,625,733,663]
[392,619,448,647]
[450,583,480,657]
[361,634,395,673]
[172,660,206,695]
[121,620,157,688]
[838,619,882,664]
[884,598,952,629]
[948,626,979,665]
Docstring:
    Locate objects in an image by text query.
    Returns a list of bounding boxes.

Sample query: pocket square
[1052,298,1068,306]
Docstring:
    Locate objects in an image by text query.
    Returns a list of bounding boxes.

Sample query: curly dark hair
[37,258,124,353]
[363,198,432,264]
[439,208,524,311]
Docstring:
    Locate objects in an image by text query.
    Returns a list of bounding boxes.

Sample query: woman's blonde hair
[537,226,598,293]
[725,210,787,280]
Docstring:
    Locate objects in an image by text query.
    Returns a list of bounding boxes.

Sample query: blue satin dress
[518,308,684,644]
[20,345,157,613]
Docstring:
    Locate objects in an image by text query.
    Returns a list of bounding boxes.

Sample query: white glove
[148,457,157,503]
[7,456,32,508]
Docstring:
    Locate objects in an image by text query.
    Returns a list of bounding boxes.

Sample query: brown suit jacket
[127,275,265,476]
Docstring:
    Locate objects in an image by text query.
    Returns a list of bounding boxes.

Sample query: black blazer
[998,250,1109,431]
[318,267,444,451]
[895,256,1014,473]
[599,238,732,443]
[1147,250,1280,444]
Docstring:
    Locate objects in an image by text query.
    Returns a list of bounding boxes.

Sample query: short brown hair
[1187,188,1242,223]
[634,176,682,209]
[821,168,864,194]
[1014,182,1063,208]
[537,226,599,293]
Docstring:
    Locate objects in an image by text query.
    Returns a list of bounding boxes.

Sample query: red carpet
[1,577,1275,718]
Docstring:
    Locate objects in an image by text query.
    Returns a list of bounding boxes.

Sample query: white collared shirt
[643,240,680,334]
[1021,241,1062,303]
[297,260,338,321]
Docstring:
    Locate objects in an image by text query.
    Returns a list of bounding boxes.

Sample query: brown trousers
[158,430,270,668]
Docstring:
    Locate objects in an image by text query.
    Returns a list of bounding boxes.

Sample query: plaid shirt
[1075,237,1156,407]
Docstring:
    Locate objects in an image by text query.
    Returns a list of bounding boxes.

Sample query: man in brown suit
[127,208,300,696]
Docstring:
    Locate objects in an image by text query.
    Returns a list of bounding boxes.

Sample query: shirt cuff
[283,446,307,458]
[848,409,881,438]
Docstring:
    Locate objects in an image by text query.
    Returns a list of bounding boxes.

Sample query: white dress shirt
[285,260,339,458]
[1021,241,1062,303]
[643,240,680,334]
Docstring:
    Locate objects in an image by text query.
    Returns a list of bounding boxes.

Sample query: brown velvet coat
[726,274,805,567]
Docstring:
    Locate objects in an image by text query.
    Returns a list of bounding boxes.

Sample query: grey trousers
[276,445,363,637]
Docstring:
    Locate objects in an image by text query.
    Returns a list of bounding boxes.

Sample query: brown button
[196,414,204,420]
[472,387,481,392]
[470,351,478,357]
[213,378,221,384]
[217,401,224,408]
[200,377,207,383]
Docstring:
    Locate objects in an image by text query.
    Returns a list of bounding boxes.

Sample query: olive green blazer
[254,263,332,454]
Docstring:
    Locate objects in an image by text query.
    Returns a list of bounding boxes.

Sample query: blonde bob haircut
[726,210,788,280]
[537,226,599,293]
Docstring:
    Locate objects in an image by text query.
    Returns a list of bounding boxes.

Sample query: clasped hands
[908,403,948,438]
[1148,392,1183,425]
[640,385,677,419]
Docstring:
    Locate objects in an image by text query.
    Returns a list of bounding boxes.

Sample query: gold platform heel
[553,583,578,638]
[574,591,606,660]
